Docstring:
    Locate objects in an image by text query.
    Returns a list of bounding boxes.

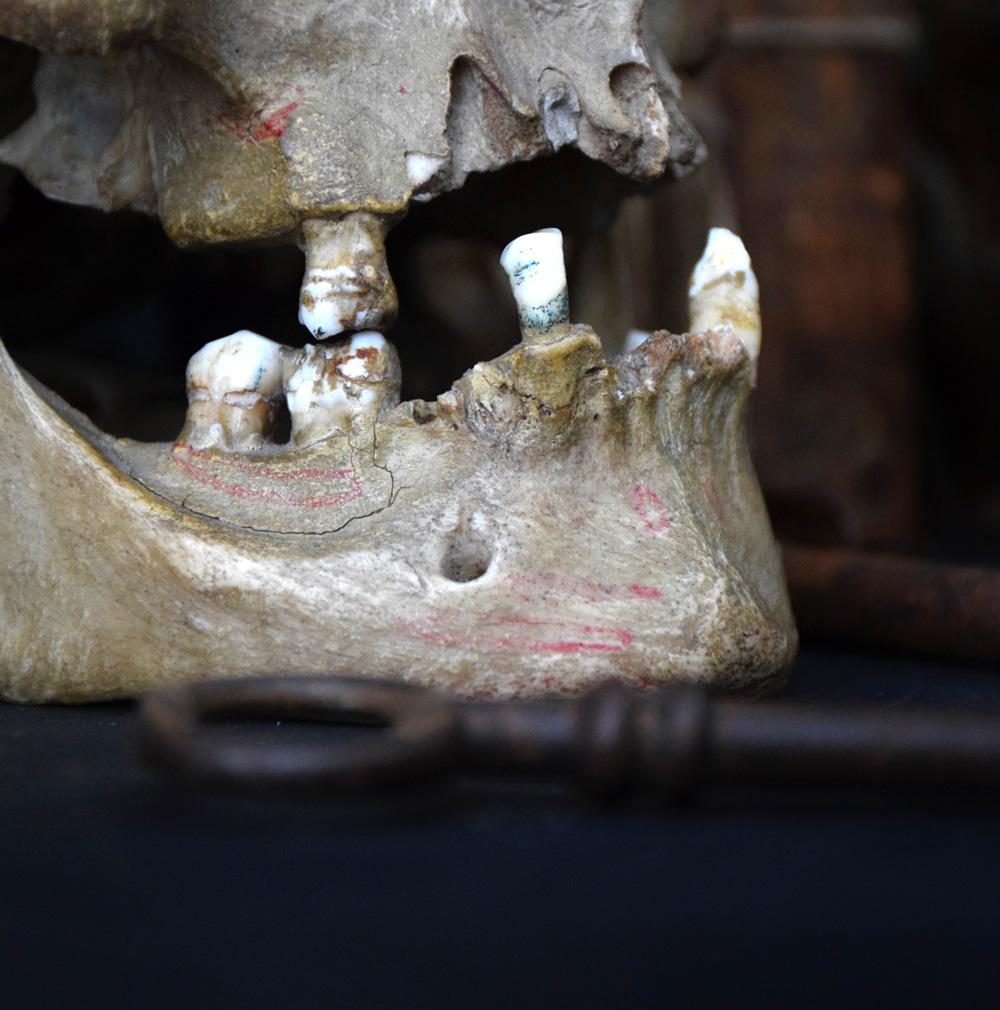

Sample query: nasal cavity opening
[440,528,493,583]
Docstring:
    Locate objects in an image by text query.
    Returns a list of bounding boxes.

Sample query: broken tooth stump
[178,330,285,451]
[298,214,398,340]
[282,332,402,447]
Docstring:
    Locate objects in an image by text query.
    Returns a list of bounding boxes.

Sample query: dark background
[5,648,1000,1010]
[2,2,1000,1007]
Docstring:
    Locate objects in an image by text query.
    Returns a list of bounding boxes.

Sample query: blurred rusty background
[1,0,998,568]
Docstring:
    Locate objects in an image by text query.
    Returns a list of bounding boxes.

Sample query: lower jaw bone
[0,229,796,703]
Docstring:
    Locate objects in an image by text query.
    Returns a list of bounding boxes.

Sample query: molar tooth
[282,331,401,446]
[298,214,398,340]
[177,330,286,451]
[500,227,570,343]
[688,227,762,363]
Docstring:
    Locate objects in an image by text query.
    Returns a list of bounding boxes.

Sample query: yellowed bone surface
[0,319,796,703]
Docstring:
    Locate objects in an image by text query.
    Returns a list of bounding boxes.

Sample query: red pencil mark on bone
[703,476,728,524]
[401,611,632,654]
[631,483,672,534]
[218,86,302,144]
[509,572,661,603]
[171,444,362,509]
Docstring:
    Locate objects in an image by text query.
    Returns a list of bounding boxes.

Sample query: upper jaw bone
[177,330,285,451]
[688,227,762,366]
[282,331,401,447]
[298,214,398,340]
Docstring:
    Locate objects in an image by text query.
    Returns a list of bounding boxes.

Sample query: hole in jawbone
[440,528,493,584]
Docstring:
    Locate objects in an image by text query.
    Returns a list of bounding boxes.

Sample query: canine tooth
[688,228,762,362]
[500,227,569,343]
[298,214,398,340]
[178,330,285,451]
[282,330,401,446]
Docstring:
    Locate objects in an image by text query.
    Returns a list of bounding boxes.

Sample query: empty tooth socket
[282,331,401,447]
[178,330,285,451]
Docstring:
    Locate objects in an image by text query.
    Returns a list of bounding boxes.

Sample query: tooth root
[282,331,401,446]
[500,227,570,343]
[688,228,762,364]
[178,330,286,451]
[298,214,398,340]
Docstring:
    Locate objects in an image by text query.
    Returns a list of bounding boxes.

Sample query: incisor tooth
[298,214,398,340]
[282,331,401,446]
[500,227,570,343]
[688,227,762,364]
[177,330,285,451]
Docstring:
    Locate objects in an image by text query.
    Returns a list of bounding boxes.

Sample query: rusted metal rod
[139,676,1000,799]
[783,545,1000,662]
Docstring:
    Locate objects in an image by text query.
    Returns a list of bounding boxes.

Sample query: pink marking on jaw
[509,572,662,604]
[703,477,728,524]
[631,484,672,534]
[170,444,362,509]
[400,611,633,655]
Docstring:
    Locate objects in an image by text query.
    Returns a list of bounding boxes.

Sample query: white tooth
[623,328,650,354]
[282,330,401,446]
[500,227,569,343]
[298,214,398,340]
[178,330,286,451]
[688,227,762,364]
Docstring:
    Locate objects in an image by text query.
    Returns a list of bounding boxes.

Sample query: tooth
[500,227,570,343]
[298,214,398,340]
[177,330,286,451]
[623,328,651,354]
[282,331,401,446]
[688,227,762,363]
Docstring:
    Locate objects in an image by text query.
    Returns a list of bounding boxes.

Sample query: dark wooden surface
[3,647,1000,1010]
[719,0,920,548]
